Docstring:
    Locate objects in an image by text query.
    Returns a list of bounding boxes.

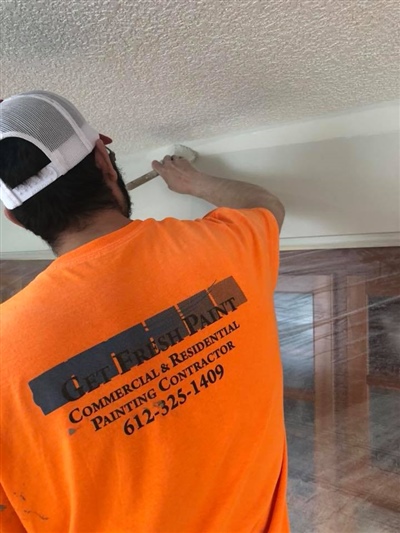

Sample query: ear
[94,139,118,183]
[4,208,25,228]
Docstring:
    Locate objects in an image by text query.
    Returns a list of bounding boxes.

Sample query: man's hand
[152,156,202,195]
[152,154,285,231]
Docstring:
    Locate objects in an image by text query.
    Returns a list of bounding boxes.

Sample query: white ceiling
[1,0,399,154]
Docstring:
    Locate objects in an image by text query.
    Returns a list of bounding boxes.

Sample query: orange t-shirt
[0,207,288,533]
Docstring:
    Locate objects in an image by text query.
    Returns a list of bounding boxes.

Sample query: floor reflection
[275,293,314,391]
[277,248,400,533]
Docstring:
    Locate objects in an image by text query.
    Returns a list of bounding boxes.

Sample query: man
[0,90,287,532]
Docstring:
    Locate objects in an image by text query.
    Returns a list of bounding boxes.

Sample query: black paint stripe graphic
[209,277,247,307]
[28,276,247,415]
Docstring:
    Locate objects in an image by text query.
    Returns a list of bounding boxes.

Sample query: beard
[109,154,132,218]
[116,171,132,218]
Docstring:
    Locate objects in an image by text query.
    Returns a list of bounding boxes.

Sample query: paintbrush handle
[126,170,159,191]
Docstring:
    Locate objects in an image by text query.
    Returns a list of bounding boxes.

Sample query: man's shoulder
[1,271,51,336]
[1,286,33,333]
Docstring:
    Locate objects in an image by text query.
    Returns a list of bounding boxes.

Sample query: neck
[54,210,131,256]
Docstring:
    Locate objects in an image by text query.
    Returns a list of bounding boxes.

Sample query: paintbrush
[126,145,198,191]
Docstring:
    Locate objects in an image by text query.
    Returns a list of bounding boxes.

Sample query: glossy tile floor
[1,248,399,532]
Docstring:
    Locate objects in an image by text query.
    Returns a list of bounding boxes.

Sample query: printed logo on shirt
[29,276,247,418]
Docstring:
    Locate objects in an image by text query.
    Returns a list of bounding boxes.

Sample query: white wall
[1,102,399,258]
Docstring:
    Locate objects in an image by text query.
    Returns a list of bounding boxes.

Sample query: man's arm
[152,156,285,231]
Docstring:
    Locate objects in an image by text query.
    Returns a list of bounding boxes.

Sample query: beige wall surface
[1,103,399,257]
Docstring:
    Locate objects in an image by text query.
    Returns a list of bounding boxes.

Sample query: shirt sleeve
[202,206,281,288]
[0,484,26,532]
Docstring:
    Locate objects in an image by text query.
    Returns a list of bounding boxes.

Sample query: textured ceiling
[1,0,399,153]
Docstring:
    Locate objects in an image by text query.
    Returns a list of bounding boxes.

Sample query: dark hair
[0,138,131,248]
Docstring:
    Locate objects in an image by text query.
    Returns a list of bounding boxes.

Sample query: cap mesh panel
[22,91,86,127]
[1,97,74,150]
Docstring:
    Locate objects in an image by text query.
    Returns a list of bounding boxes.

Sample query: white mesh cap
[0,90,112,209]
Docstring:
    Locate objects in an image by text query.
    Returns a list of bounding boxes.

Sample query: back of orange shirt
[0,207,288,533]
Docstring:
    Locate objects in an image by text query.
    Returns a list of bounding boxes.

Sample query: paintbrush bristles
[173,145,198,163]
